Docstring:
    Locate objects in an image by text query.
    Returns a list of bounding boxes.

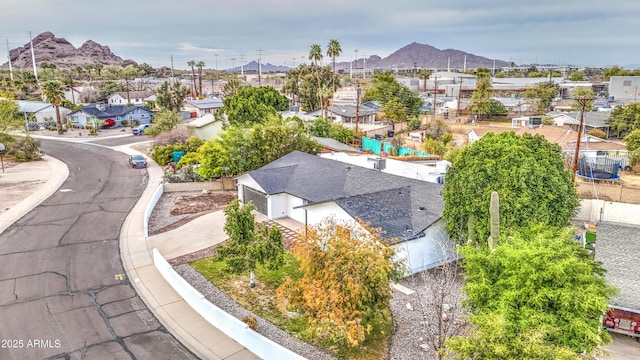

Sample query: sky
[1,0,640,71]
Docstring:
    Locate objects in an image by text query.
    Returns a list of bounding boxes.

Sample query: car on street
[132,124,151,135]
[129,154,147,168]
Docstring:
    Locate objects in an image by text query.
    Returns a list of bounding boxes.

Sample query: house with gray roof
[594,222,640,314]
[236,151,456,274]
[307,104,378,125]
[17,100,72,124]
[183,98,223,118]
[68,103,153,128]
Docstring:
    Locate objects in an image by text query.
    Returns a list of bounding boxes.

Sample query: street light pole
[570,96,595,183]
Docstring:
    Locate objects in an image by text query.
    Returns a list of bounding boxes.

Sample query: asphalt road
[0,140,198,360]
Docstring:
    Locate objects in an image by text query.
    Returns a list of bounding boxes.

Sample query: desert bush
[120,120,129,127]
[153,127,195,147]
[153,143,186,166]
[26,122,39,131]
[162,165,203,183]
[242,316,258,331]
[588,129,607,139]
[6,136,43,161]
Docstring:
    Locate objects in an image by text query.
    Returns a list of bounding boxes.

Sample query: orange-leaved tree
[276,217,403,347]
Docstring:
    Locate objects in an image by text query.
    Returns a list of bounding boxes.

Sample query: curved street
[0,139,198,359]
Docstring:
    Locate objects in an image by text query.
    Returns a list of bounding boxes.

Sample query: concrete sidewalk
[118,148,259,360]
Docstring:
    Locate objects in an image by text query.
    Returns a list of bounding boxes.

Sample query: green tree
[276,217,401,347]
[284,65,339,112]
[196,61,206,97]
[309,44,323,108]
[216,200,285,288]
[99,81,128,98]
[222,78,244,98]
[310,117,355,143]
[0,94,22,144]
[570,87,595,111]
[446,226,616,359]
[487,99,507,116]
[196,116,322,179]
[569,70,585,81]
[381,99,407,122]
[443,131,579,244]
[623,129,640,167]
[326,39,342,91]
[156,80,190,111]
[524,82,559,114]
[365,71,423,116]
[42,80,65,135]
[468,73,493,118]
[222,86,290,127]
[145,110,182,136]
[94,63,104,78]
[187,60,197,95]
[607,102,640,133]
[418,69,432,92]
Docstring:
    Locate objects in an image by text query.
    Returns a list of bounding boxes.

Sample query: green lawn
[190,253,393,359]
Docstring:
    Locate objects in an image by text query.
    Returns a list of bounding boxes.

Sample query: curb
[0,155,69,235]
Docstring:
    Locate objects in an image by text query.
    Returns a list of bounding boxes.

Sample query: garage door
[242,186,268,215]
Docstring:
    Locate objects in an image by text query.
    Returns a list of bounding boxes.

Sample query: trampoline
[576,155,622,182]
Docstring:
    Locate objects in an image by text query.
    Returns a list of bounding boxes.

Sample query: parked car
[129,154,147,168]
[132,124,151,135]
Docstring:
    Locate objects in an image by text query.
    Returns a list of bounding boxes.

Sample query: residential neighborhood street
[0,139,197,360]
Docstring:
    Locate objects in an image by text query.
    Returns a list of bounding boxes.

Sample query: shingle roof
[594,222,640,312]
[70,104,151,118]
[184,98,223,109]
[111,91,155,100]
[549,111,611,128]
[330,104,378,117]
[312,136,360,153]
[247,151,444,239]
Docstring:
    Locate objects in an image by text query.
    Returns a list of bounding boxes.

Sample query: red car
[604,308,640,340]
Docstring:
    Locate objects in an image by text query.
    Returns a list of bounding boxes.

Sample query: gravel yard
[149,191,464,360]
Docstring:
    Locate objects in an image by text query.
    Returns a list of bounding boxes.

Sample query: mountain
[1,31,133,70]
[238,60,288,73]
[334,42,509,72]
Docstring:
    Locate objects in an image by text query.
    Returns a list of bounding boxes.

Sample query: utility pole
[433,76,438,118]
[230,57,236,74]
[240,55,245,76]
[170,55,175,84]
[6,39,14,81]
[571,96,595,183]
[355,84,361,134]
[354,49,358,78]
[256,49,263,86]
[456,77,463,117]
[363,53,366,79]
[29,32,39,83]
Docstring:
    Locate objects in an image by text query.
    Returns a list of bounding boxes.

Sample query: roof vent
[418,206,426,211]
[345,166,351,171]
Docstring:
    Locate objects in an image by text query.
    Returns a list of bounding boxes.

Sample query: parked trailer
[604,308,640,341]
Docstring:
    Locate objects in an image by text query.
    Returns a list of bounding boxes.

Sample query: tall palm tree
[187,60,197,97]
[326,39,342,92]
[309,44,323,111]
[418,69,432,93]
[196,61,206,98]
[94,63,103,78]
[43,80,65,135]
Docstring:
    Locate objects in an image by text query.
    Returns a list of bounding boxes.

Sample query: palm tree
[318,85,333,119]
[196,61,206,98]
[309,44,323,111]
[326,39,342,91]
[43,80,65,135]
[418,69,432,93]
[94,63,104,78]
[187,60,197,97]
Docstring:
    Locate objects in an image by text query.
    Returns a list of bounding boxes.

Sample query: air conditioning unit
[367,157,386,171]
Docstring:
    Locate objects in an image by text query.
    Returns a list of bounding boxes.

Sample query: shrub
[152,143,186,166]
[121,120,129,127]
[407,117,422,131]
[242,316,258,331]
[153,127,195,147]
[588,128,607,139]
[130,120,140,127]
[176,151,200,169]
[162,165,203,183]
[26,122,39,131]
[6,136,43,161]
[48,125,57,131]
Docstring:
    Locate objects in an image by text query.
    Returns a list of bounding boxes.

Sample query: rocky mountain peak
[1,31,130,70]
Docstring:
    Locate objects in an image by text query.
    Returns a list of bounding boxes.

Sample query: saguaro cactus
[467,213,476,246]
[488,191,500,251]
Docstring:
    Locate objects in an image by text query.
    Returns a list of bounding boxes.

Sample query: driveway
[0,140,197,359]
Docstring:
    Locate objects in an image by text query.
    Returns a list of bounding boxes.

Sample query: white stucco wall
[305,202,353,225]
[574,199,640,226]
[393,219,456,275]
[269,193,289,219]
[286,195,306,224]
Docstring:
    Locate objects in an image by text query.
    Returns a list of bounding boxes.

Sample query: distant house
[548,112,613,137]
[107,91,156,106]
[182,98,223,118]
[68,104,154,128]
[17,100,72,124]
[187,113,224,141]
[312,136,360,154]
[236,151,456,274]
[608,76,640,101]
[307,104,378,125]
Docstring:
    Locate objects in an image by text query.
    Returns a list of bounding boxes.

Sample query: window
[128,115,133,120]
[624,80,632,86]
[116,116,121,121]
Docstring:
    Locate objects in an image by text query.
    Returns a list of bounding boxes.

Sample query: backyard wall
[163,178,236,192]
